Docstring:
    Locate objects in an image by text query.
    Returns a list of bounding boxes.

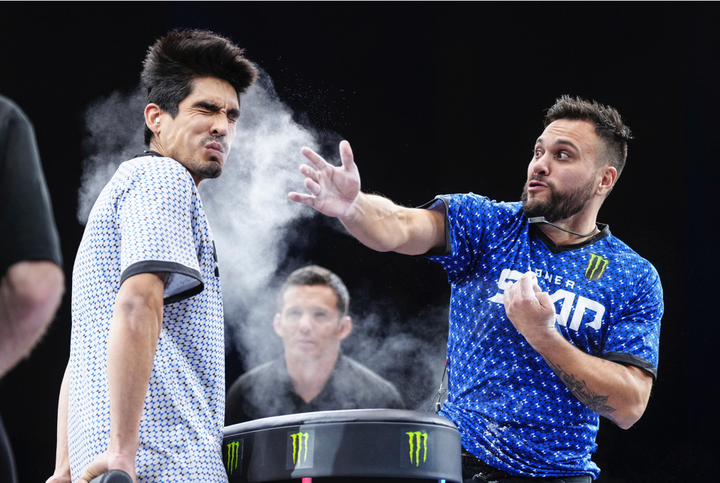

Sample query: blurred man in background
[226,265,404,423]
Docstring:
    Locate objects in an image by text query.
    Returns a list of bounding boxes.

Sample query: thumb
[535,290,554,310]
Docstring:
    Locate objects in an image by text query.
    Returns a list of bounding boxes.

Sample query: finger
[502,281,516,305]
[288,192,317,208]
[518,273,541,300]
[304,178,321,196]
[298,163,320,183]
[535,291,553,309]
[338,140,356,171]
[300,147,330,170]
[525,271,542,293]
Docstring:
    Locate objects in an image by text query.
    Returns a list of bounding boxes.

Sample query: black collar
[530,223,610,254]
[133,150,164,158]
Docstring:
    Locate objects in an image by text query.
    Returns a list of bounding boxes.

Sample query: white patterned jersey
[68,154,227,482]
[429,193,663,479]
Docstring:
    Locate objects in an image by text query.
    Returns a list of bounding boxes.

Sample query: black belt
[460,450,591,482]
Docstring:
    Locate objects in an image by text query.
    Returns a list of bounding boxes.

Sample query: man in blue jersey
[289,96,663,482]
[47,30,257,483]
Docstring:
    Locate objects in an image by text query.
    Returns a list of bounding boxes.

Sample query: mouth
[205,142,225,155]
[526,180,547,193]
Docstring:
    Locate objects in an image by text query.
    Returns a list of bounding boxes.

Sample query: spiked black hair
[140,29,258,144]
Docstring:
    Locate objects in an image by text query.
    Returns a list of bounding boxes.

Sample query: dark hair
[544,95,632,179]
[279,265,350,317]
[141,29,258,144]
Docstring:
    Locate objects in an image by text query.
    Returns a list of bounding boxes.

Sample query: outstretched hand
[288,140,361,218]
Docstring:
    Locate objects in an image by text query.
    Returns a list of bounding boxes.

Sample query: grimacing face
[273,285,352,362]
[147,76,240,185]
[521,119,603,223]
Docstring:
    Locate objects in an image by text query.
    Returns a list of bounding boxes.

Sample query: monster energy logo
[585,253,610,281]
[406,431,428,466]
[226,440,241,475]
[291,431,310,464]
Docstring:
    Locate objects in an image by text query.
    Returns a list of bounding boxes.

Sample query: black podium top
[223,409,462,483]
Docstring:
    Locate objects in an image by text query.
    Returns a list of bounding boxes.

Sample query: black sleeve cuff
[120,260,204,305]
[602,352,658,379]
[417,197,451,256]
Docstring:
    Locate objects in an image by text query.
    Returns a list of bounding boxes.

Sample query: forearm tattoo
[544,359,618,424]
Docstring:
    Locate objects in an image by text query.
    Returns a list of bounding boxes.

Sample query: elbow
[6,261,64,338]
[611,393,650,430]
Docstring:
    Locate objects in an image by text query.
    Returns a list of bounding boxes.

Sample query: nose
[532,152,550,176]
[297,313,313,334]
[211,114,230,138]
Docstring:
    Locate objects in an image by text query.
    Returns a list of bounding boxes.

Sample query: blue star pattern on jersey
[428,193,663,479]
[68,155,227,482]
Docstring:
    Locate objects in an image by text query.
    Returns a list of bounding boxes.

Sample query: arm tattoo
[544,358,619,424]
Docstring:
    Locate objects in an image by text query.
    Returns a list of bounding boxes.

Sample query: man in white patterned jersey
[288,96,663,482]
[47,30,257,483]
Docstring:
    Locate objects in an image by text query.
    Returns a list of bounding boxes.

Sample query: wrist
[338,191,364,223]
[525,325,566,355]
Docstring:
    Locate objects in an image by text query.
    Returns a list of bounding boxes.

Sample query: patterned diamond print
[68,156,227,482]
[429,193,663,479]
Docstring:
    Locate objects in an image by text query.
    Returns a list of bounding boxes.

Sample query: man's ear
[144,103,163,136]
[337,316,353,341]
[273,313,283,338]
[597,165,618,196]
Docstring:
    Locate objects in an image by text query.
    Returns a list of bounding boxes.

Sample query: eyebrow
[536,137,580,152]
[193,101,240,119]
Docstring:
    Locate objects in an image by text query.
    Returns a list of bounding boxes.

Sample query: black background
[0,3,717,482]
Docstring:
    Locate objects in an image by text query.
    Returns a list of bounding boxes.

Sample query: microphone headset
[527,216,598,238]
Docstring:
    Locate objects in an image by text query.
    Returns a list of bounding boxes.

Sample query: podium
[223,409,462,482]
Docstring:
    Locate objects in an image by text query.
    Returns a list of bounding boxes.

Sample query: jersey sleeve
[427,193,519,283]
[117,159,203,304]
[0,96,63,277]
[602,261,663,377]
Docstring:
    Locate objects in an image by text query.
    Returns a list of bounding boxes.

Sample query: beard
[189,137,227,180]
[521,174,596,223]
[191,159,223,180]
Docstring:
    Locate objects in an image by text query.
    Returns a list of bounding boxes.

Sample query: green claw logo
[406,431,428,466]
[291,431,310,464]
[585,254,610,281]
[226,440,240,475]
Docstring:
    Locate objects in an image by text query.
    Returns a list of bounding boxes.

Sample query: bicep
[115,272,166,320]
[397,207,446,255]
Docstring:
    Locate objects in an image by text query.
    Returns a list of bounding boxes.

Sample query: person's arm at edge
[289,141,445,256]
[0,260,64,378]
[504,272,653,429]
[76,272,165,483]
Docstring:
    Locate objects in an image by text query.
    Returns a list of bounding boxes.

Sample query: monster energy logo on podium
[286,430,314,469]
[226,440,241,475]
[585,253,610,281]
[406,431,428,466]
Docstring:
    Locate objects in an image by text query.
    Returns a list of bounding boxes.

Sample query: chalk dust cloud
[77,68,448,410]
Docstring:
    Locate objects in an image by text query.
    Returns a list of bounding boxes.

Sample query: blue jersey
[429,194,663,479]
